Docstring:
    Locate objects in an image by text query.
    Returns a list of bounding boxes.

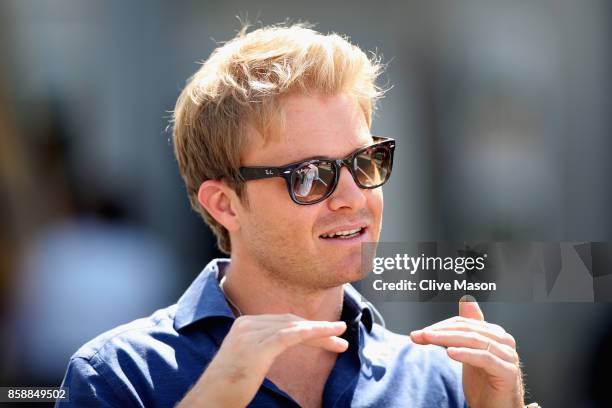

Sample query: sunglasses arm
[239,167,287,181]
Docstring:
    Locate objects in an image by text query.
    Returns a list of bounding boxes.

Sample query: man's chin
[320,262,368,288]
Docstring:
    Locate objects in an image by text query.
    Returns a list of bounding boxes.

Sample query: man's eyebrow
[348,138,377,155]
[286,140,374,164]
[357,139,374,149]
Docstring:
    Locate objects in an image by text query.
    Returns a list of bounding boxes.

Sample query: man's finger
[446,347,518,379]
[459,295,484,321]
[414,322,516,349]
[260,321,348,356]
[303,336,350,352]
[414,330,519,363]
[410,316,506,340]
[416,316,504,333]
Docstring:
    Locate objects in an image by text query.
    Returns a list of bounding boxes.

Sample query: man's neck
[220,256,344,322]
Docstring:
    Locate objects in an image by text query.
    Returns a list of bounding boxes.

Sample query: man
[58,24,531,407]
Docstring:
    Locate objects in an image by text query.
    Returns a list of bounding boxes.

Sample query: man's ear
[197,180,241,232]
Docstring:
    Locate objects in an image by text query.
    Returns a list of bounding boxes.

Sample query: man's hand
[410,297,524,408]
[177,314,348,408]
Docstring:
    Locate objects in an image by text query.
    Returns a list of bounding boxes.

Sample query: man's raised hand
[410,297,524,408]
[178,314,348,408]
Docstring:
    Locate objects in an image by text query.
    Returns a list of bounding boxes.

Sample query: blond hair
[172,23,384,254]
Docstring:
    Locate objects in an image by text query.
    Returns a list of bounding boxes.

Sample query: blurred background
[0,0,611,406]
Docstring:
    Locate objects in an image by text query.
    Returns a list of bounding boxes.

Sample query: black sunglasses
[239,136,396,205]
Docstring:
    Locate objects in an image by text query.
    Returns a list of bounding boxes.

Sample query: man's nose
[327,166,367,211]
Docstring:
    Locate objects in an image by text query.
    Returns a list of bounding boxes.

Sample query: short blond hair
[172,23,384,254]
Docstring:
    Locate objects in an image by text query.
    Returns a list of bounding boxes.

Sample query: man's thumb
[459,295,484,321]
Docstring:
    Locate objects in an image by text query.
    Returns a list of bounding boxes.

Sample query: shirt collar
[174,258,374,332]
[174,258,234,331]
[343,282,374,332]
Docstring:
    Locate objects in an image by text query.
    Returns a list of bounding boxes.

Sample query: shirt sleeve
[55,357,129,408]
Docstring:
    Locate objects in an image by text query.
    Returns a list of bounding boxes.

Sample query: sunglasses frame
[239,136,396,205]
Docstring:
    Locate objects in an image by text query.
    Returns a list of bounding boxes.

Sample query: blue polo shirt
[57,259,467,407]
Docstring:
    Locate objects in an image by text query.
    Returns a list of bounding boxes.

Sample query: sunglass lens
[354,145,392,187]
[291,161,335,203]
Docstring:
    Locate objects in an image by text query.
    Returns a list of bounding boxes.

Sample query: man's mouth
[319,226,367,240]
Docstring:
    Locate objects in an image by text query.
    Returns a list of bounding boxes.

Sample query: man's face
[235,93,384,291]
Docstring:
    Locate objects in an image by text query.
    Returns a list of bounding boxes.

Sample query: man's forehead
[242,93,372,165]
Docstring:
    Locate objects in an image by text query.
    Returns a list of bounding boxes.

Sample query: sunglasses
[239,136,396,205]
